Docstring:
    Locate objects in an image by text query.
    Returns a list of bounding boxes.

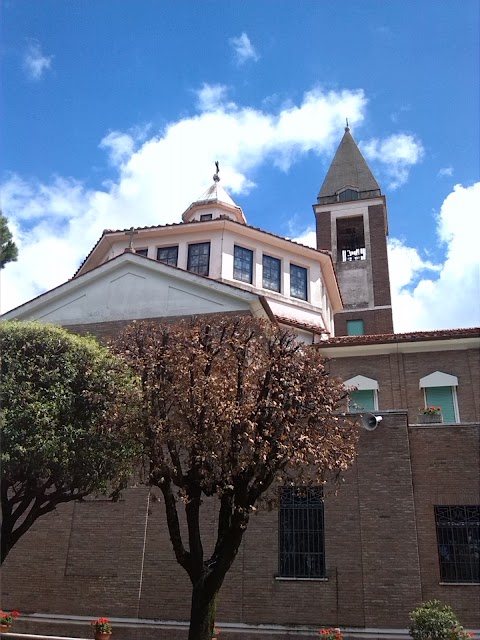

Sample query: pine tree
[0,213,18,270]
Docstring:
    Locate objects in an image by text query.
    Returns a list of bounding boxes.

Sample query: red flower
[12,612,19,618]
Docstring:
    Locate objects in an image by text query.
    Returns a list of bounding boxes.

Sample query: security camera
[360,414,383,431]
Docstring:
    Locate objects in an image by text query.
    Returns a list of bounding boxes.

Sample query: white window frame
[419,371,460,423]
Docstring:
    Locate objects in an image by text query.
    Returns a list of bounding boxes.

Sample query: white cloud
[438,166,454,177]
[362,133,424,189]
[23,40,53,80]
[291,183,480,332]
[389,182,480,331]
[0,86,369,313]
[196,84,233,112]
[229,33,259,65]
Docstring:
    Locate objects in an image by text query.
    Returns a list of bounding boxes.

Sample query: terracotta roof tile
[320,327,480,347]
[74,218,331,277]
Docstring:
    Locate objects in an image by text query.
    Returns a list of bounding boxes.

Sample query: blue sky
[1,0,479,331]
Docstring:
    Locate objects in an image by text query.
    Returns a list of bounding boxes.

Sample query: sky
[1,0,479,332]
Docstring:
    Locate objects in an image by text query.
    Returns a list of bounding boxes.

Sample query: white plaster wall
[14,262,253,325]
[100,225,334,333]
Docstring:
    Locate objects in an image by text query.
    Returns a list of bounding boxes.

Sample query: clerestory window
[290,264,308,301]
[233,245,253,284]
[263,255,281,292]
[187,242,210,276]
[157,245,178,267]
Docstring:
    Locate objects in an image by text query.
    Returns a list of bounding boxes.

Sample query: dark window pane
[279,487,325,578]
[233,246,253,284]
[263,255,281,292]
[435,505,480,583]
[290,264,308,300]
[187,242,210,276]
[200,214,213,221]
[135,248,148,257]
[157,246,178,267]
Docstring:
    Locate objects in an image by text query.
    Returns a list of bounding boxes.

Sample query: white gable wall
[2,255,259,326]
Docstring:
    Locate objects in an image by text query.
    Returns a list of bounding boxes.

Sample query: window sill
[275,576,328,582]
[439,582,480,586]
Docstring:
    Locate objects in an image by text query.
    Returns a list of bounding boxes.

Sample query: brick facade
[2,328,479,637]
[334,308,394,338]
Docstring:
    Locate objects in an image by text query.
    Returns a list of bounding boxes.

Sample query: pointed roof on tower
[318,124,381,199]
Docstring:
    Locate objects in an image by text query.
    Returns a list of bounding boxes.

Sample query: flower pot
[418,413,443,424]
[0,626,12,634]
[94,633,112,640]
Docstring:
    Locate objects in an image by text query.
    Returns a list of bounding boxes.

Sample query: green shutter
[425,386,457,423]
[350,389,375,412]
[347,320,364,336]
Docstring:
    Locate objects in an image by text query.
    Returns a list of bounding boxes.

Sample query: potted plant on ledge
[319,629,343,640]
[0,611,19,634]
[418,406,443,424]
[91,617,112,640]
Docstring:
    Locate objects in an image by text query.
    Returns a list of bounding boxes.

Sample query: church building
[2,127,479,638]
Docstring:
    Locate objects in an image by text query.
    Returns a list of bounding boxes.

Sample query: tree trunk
[188,583,218,640]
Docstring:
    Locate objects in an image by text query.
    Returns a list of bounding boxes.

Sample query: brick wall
[409,426,480,627]
[315,211,332,252]
[368,204,391,308]
[334,308,393,337]
[326,347,480,423]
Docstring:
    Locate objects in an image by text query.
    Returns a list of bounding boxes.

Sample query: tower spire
[318,126,380,200]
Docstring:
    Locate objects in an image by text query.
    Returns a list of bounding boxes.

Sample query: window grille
[187,242,210,276]
[279,487,325,578]
[233,245,253,284]
[157,245,178,267]
[263,255,281,292]
[435,505,480,583]
[290,264,308,300]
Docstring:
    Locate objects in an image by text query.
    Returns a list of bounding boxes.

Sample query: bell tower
[314,125,394,336]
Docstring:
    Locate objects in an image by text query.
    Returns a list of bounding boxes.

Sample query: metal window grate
[279,487,325,578]
[435,505,480,583]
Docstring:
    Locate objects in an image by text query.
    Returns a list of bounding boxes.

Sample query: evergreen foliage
[0,321,141,564]
[0,213,18,270]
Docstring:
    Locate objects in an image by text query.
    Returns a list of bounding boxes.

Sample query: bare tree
[112,316,358,640]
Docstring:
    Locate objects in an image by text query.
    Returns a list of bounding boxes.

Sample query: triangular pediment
[1,253,267,326]
[344,375,379,391]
